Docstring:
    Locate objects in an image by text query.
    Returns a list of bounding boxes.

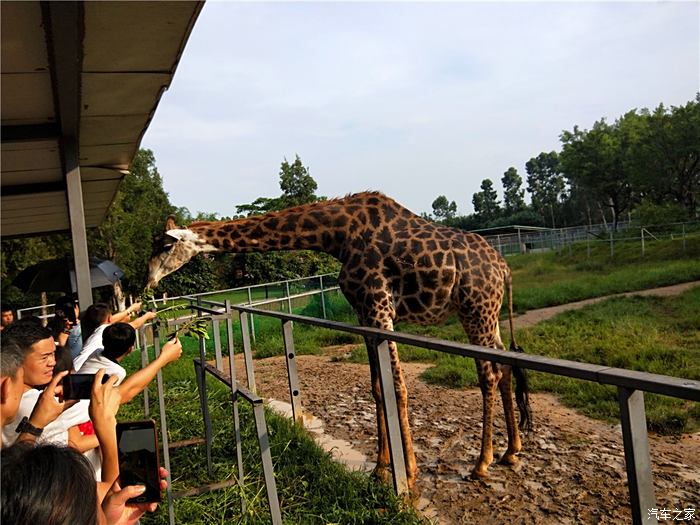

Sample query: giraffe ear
[165,215,179,232]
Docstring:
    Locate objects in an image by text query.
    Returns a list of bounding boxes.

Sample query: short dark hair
[1,442,98,525]
[2,317,53,359]
[54,296,78,324]
[0,338,23,379]
[102,322,136,361]
[80,303,111,342]
[1,304,12,313]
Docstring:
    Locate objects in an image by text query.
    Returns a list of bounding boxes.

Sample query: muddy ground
[222,282,700,524]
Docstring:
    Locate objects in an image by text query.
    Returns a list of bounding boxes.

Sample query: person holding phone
[1,368,169,525]
[51,296,82,359]
[1,319,78,447]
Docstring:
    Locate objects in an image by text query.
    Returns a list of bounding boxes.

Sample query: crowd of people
[0,299,182,524]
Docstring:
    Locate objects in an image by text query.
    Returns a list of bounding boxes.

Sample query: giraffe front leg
[497,364,522,466]
[472,360,499,478]
[390,346,418,495]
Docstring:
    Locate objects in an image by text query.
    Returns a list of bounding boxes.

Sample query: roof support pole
[65,139,92,307]
[46,2,92,306]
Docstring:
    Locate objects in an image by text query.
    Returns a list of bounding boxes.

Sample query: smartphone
[117,420,162,504]
[62,373,110,399]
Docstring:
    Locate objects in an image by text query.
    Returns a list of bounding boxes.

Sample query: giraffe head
[146,216,217,288]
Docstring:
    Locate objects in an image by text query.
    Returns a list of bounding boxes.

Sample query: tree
[472,179,501,222]
[525,151,565,228]
[431,195,457,221]
[501,167,526,215]
[90,150,174,293]
[634,96,700,218]
[279,155,318,208]
[559,115,641,231]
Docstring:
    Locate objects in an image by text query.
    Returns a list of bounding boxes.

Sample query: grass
[508,235,700,311]
[118,337,422,524]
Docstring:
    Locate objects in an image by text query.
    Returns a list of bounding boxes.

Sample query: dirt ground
[222,282,700,524]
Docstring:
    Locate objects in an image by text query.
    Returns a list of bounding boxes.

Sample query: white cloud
[143,1,699,217]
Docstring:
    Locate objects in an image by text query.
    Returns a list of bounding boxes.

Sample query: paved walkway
[512,280,700,329]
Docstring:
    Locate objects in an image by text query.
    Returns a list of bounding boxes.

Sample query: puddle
[267,398,375,472]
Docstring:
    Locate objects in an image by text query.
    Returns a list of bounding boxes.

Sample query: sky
[142,1,700,218]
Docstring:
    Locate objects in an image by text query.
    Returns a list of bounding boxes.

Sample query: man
[1,304,14,332]
[0,323,69,446]
[0,339,25,428]
[78,322,182,404]
[1,318,81,447]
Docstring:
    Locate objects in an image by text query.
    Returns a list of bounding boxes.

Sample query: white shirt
[2,389,102,479]
[77,351,126,385]
[2,390,90,447]
[73,324,109,371]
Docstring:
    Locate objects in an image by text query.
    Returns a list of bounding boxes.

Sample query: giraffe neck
[189,200,356,259]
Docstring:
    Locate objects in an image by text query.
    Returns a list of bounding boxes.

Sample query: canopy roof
[1,1,203,238]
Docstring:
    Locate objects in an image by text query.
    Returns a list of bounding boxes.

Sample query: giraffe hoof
[498,453,519,466]
[470,465,489,479]
[371,464,392,485]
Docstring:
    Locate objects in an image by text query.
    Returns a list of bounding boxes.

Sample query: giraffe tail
[506,269,532,432]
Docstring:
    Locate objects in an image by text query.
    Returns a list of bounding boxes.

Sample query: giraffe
[146,192,531,490]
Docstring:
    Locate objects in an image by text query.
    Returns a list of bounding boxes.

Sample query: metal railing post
[213,318,223,370]
[139,325,150,417]
[247,287,256,342]
[196,297,214,477]
[285,281,292,313]
[252,402,282,525]
[225,300,246,516]
[240,312,257,393]
[618,387,656,524]
[320,275,327,319]
[374,339,409,495]
[281,320,303,423]
[152,324,175,525]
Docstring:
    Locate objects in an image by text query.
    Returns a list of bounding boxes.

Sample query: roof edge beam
[1,123,61,143]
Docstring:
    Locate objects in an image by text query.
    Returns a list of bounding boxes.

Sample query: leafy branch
[140,288,209,341]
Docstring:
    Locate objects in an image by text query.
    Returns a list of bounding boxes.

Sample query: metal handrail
[228,303,699,524]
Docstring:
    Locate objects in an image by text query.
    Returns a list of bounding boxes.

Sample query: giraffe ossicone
[146,191,532,491]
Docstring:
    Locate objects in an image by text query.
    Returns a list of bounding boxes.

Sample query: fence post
[618,387,656,524]
[320,275,327,319]
[247,287,256,343]
[281,320,303,423]
[224,300,246,516]
[641,228,645,257]
[286,281,293,313]
[682,223,686,251]
[152,324,175,525]
[139,325,150,417]
[610,231,614,258]
[196,298,214,478]
[240,312,257,393]
[374,339,409,496]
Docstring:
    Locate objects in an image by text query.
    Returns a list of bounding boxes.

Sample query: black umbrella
[12,257,125,293]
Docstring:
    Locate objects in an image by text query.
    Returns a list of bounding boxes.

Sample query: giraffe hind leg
[497,363,522,466]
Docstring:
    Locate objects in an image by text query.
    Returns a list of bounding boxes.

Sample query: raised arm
[89,369,122,503]
[111,302,144,324]
[118,338,182,404]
